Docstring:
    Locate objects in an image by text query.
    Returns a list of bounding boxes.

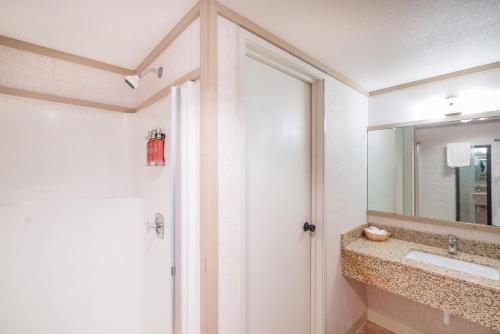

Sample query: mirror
[368,116,500,227]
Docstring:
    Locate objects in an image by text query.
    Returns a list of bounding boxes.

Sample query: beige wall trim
[0,35,134,76]
[215,2,368,96]
[135,68,201,111]
[370,61,500,96]
[0,69,199,113]
[0,85,135,113]
[367,110,500,131]
[200,0,218,334]
[367,210,500,234]
[135,2,201,73]
[346,312,367,334]
[367,310,424,334]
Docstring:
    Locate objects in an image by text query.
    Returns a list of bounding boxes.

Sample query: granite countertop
[341,225,500,331]
[344,237,500,292]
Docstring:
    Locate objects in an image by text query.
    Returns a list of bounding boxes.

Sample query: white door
[243,55,312,334]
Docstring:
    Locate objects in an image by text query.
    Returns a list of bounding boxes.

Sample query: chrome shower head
[124,66,163,89]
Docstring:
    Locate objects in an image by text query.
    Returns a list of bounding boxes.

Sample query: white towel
[447,143,471,168]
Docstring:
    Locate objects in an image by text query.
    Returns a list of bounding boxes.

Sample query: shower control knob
[303,222,316,233]
[146,213,165,239]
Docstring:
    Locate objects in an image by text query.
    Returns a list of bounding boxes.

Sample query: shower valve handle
[146,213,165,239]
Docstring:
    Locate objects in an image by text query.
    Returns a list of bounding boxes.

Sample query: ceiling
[219,0,500,91]
[0,0,198,69]
[1,0,500,91]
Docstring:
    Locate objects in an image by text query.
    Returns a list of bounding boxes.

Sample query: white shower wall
[0,87,200,334]
[0,197,144,334]
[0,96,146,334]
[0,13,201,334]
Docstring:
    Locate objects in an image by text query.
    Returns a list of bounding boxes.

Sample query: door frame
[238,29,325,334]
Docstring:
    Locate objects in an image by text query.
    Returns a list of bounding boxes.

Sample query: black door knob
[303,222,316,232]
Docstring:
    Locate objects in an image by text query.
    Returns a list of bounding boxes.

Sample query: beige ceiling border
[0,85,135,113]
[135,2,201,73]
[0,35,135,75]
[370,61,500,96]
[214,2,369,96]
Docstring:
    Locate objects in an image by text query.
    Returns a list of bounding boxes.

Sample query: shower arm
[138,67,163,78]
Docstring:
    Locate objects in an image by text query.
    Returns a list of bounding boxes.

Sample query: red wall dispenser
[146,128,165,166]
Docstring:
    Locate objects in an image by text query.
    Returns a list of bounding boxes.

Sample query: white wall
[0,197,144,334]
[0,96,145,334]
[324,76,368,333]
[136,19,200,105]
[0,45,135,108]
[0,95,134,203]
[369,68,500,126]
[216,16,369,334]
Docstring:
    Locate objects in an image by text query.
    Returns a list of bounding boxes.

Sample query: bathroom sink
[405,250,499,281]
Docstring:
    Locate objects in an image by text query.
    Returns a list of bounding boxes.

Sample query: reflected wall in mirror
[368,116,500,227]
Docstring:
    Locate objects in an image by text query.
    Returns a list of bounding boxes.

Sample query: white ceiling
[219,0,500,91]
[1,0,499,90]
[0,0,198,69]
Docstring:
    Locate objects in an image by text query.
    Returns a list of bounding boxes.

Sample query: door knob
[303,222,316,232]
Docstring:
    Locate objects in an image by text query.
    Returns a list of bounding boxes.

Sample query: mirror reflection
[368,117,500,227]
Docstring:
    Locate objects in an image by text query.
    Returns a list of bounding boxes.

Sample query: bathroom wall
[0,45,135,108]
[0,16,200,334]
[369,67,500,126]
[367,286,497,334]
[0,95,134,203]
[0,97,143,334]
[216,16,368,334]
[324,75,369,333]
[136,18,200,105]
[415,121,500,226]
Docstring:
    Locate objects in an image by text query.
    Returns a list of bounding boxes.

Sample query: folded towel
[367,226,388,236]
[447,142,471,168]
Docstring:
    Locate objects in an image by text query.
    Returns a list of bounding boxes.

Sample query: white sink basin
[405,250,499,281]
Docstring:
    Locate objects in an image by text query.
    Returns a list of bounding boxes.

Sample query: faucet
[448,235,458,255]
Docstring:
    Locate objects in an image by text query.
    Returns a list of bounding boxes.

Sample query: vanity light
[460,119,472,123]
[478,117,488,121]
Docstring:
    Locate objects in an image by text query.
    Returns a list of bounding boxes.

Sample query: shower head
[124,66,163,89]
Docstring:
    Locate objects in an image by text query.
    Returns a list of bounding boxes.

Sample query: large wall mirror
[368,116,500,227]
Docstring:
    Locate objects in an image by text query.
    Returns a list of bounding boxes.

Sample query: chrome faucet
[447,235,458,255]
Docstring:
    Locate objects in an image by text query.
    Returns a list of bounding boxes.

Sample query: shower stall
[0,82,200,334]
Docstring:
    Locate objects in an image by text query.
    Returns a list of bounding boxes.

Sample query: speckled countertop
[345,237,500,292]
[342,225,500,331]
